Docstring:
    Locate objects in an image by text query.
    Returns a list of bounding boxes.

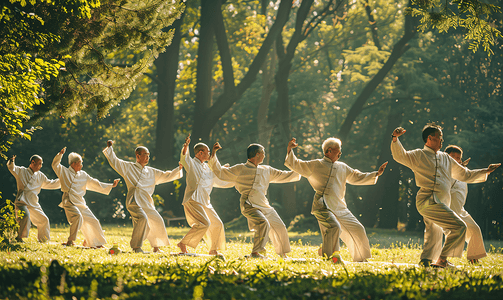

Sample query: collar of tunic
[245,161,257,168]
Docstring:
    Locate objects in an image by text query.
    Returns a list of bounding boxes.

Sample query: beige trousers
[63,202,106,247]
[180,200,225,251]
[15,203,50,242]
[313,206,371,262]
[418,197,467,260]
[241,202,291,256]
[429,213,487,261]
[127,199,170,249]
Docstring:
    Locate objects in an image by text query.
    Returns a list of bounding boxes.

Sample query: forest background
[1,0,502,239]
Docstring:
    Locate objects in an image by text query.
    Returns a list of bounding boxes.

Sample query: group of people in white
[6,123,500,267]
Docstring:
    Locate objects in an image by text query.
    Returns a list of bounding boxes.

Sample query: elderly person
[53,147,119,248]
[103,140,183,253]
[177,134,234,255]
[285,137,387,263]
[7,155,60,242]
[391,124,499,267]
[208,142,300,259]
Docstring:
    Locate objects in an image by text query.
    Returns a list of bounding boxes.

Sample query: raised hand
[59,147,67,155]
[112,179,120,188]
[182,134,191,155]
[287,138,298,153]
[211,142,222,158]
[462,157,471,167]
[377,161,388,176]
[392,127,406,138]
[9,155,16,162]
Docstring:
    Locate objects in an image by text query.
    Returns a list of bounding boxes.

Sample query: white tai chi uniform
[179,149,234,251]
[285,151,378,261]
[209,154,300,256]
[52,152,112,247]
[7,160,60,242]
[449,180,487,260]
[391,138,488,260]
[103,146,182,249]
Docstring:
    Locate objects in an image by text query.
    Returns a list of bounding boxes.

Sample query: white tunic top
[391,138,487,205]
[285,151,378,216]
[208,154,301,212]
[103,146,183,210]
[7,161,60,208]
[180,149,234,208]
[52,152,113,209]
[450,180,469,217]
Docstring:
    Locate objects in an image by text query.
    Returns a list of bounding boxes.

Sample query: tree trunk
[338,2,417,142]
[361,108,402,228]
[190,0,293,142]
[154,13,185,169]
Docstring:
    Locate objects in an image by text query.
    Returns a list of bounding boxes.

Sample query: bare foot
[177,242,187,253]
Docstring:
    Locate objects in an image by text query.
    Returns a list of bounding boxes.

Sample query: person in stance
[391,124,499,267]
[177,134,234,255]
[437,145,488,264]
[53,147,119,248]
[7,155,60,242]
[103,140,182,253]
[209,142,300,258]
[284,137,387,263]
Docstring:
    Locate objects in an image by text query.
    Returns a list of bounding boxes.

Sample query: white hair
[322,138,342,154]
[68,152,82,165]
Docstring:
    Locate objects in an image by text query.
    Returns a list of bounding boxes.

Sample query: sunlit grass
[1,225,503,299]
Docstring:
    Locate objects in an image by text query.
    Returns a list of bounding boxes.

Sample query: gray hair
[68,152,82,165]
[322,138,342,154]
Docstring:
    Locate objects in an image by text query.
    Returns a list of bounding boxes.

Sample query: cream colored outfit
[285,151,378,261]
[209,154,300,256]
[103,146,182,249]
[179,149,234,251]
[52,152,112,247]
[391,138,488,259]
[7,160,60,242]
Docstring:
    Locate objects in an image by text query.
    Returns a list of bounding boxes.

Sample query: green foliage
[408,0,502,55]
[1,226,503,299]
[0,199,19,244]
[0,0,184,158]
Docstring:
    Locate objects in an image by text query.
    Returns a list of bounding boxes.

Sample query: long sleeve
[102,146,128,177]
[52,152,64,177]
[212,176,236,189]
[268,166,301,183]
[208,155,240,182]
[180,148,195,172]
[284,151,314,178]
[450,156,488,184]
[154,166,183,185]
[86,174,113,195]
[391,138,417,169]
[345,164,378,185]
[41,174,61,190]
[7,160,17,175]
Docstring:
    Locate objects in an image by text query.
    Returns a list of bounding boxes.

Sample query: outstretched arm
[377,162,388,177]
[284,138,314,178]
[52,147,66,177]
[390,127,416,169]
[7,155,16,173]
[102,140,128,176]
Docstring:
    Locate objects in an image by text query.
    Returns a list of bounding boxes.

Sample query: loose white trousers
[180,200,225,251]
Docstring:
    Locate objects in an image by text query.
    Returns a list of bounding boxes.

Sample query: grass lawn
[1,225,503,299]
